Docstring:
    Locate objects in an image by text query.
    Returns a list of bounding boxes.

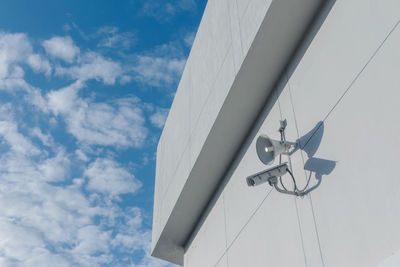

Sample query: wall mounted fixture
[246,120,306,196]
[256,120,298,165]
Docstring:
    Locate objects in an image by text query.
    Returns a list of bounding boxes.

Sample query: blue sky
[0,0,206,266]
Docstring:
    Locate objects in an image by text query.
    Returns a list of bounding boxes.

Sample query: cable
[273,121,303,196]
[286,168,298,192]
[297,171,312,193]
[282,129,298,192]
[279,175,289,191]
[278,152,290,191]
[278,130,290,191]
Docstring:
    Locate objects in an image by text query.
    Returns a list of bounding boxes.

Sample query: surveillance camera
[246,163,288,187]
[247,120,304,196]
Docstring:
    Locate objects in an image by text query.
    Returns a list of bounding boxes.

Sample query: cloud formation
[0,30,176,266]
[134,56,185,87]
[96,26,136,50]
[55,52,124,84]
[85,158,142,196]
[132,41,187,88]
[47,82,148,148]
[0,32,51,80]
[140,0,197,21]
[184,32,196,48]
[43,36,80,63]
[150,107,169,128]
[27,54,52,76]
[0,99,169,267]
[0,32,31,78]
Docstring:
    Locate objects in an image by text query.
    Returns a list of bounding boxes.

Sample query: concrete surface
[152,0,323,264]
[183,1,400,267]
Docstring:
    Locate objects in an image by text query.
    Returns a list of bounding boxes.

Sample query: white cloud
[26,86,50,112]
[140,0,196,21]
[184,32,195,48]
[0,120,40,156]
[38,149,70,182]
[0,156,92,265]
[67,98,147,147]
[31,127,54,147]
[0,32,52,113]
[42,36,80,63]
[55,52,124,85]
[132,40,186,87]
[0,71,49,113]
[0,32,51,80]
[0,112,159,266]
[47,83,148,148]
[73,225,111,255]
[75,149,90,162]
[0,30,177,267]
[96,26,135,50]
[134,56,185,87]
[150,107,169,128]
[85,158,142,197]
[0,220,71,267]
[0,32,32,79]
[47,81,82,115]
[27,54,52,76]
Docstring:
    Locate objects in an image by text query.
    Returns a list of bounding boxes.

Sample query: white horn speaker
[256,135,297,165]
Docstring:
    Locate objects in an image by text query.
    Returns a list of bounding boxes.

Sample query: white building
[151,0,400,266]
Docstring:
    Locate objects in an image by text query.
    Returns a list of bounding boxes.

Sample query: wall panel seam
[320,17,400,125]
[294,198,309,267]
[222,192,230,267]
[233,0,245,62]
[287,73,326,266]
[159,44,233,206]
[213,189,274,267]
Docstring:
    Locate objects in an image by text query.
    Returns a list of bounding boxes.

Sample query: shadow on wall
[184,0,338,248]
[297,121,336,195]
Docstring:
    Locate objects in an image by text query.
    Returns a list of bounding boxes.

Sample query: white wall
[184,1,400,266]
[152,0,329,262]
[152,0,271,250]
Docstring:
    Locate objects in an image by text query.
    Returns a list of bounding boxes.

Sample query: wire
[279,176,289,191]
[286,168,298,192]
[297,171,312,193]
[275,123,302,196]
[281,129,298,192]
[278,130,289,191]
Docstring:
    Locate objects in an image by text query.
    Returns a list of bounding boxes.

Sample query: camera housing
[246,162,288,187]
